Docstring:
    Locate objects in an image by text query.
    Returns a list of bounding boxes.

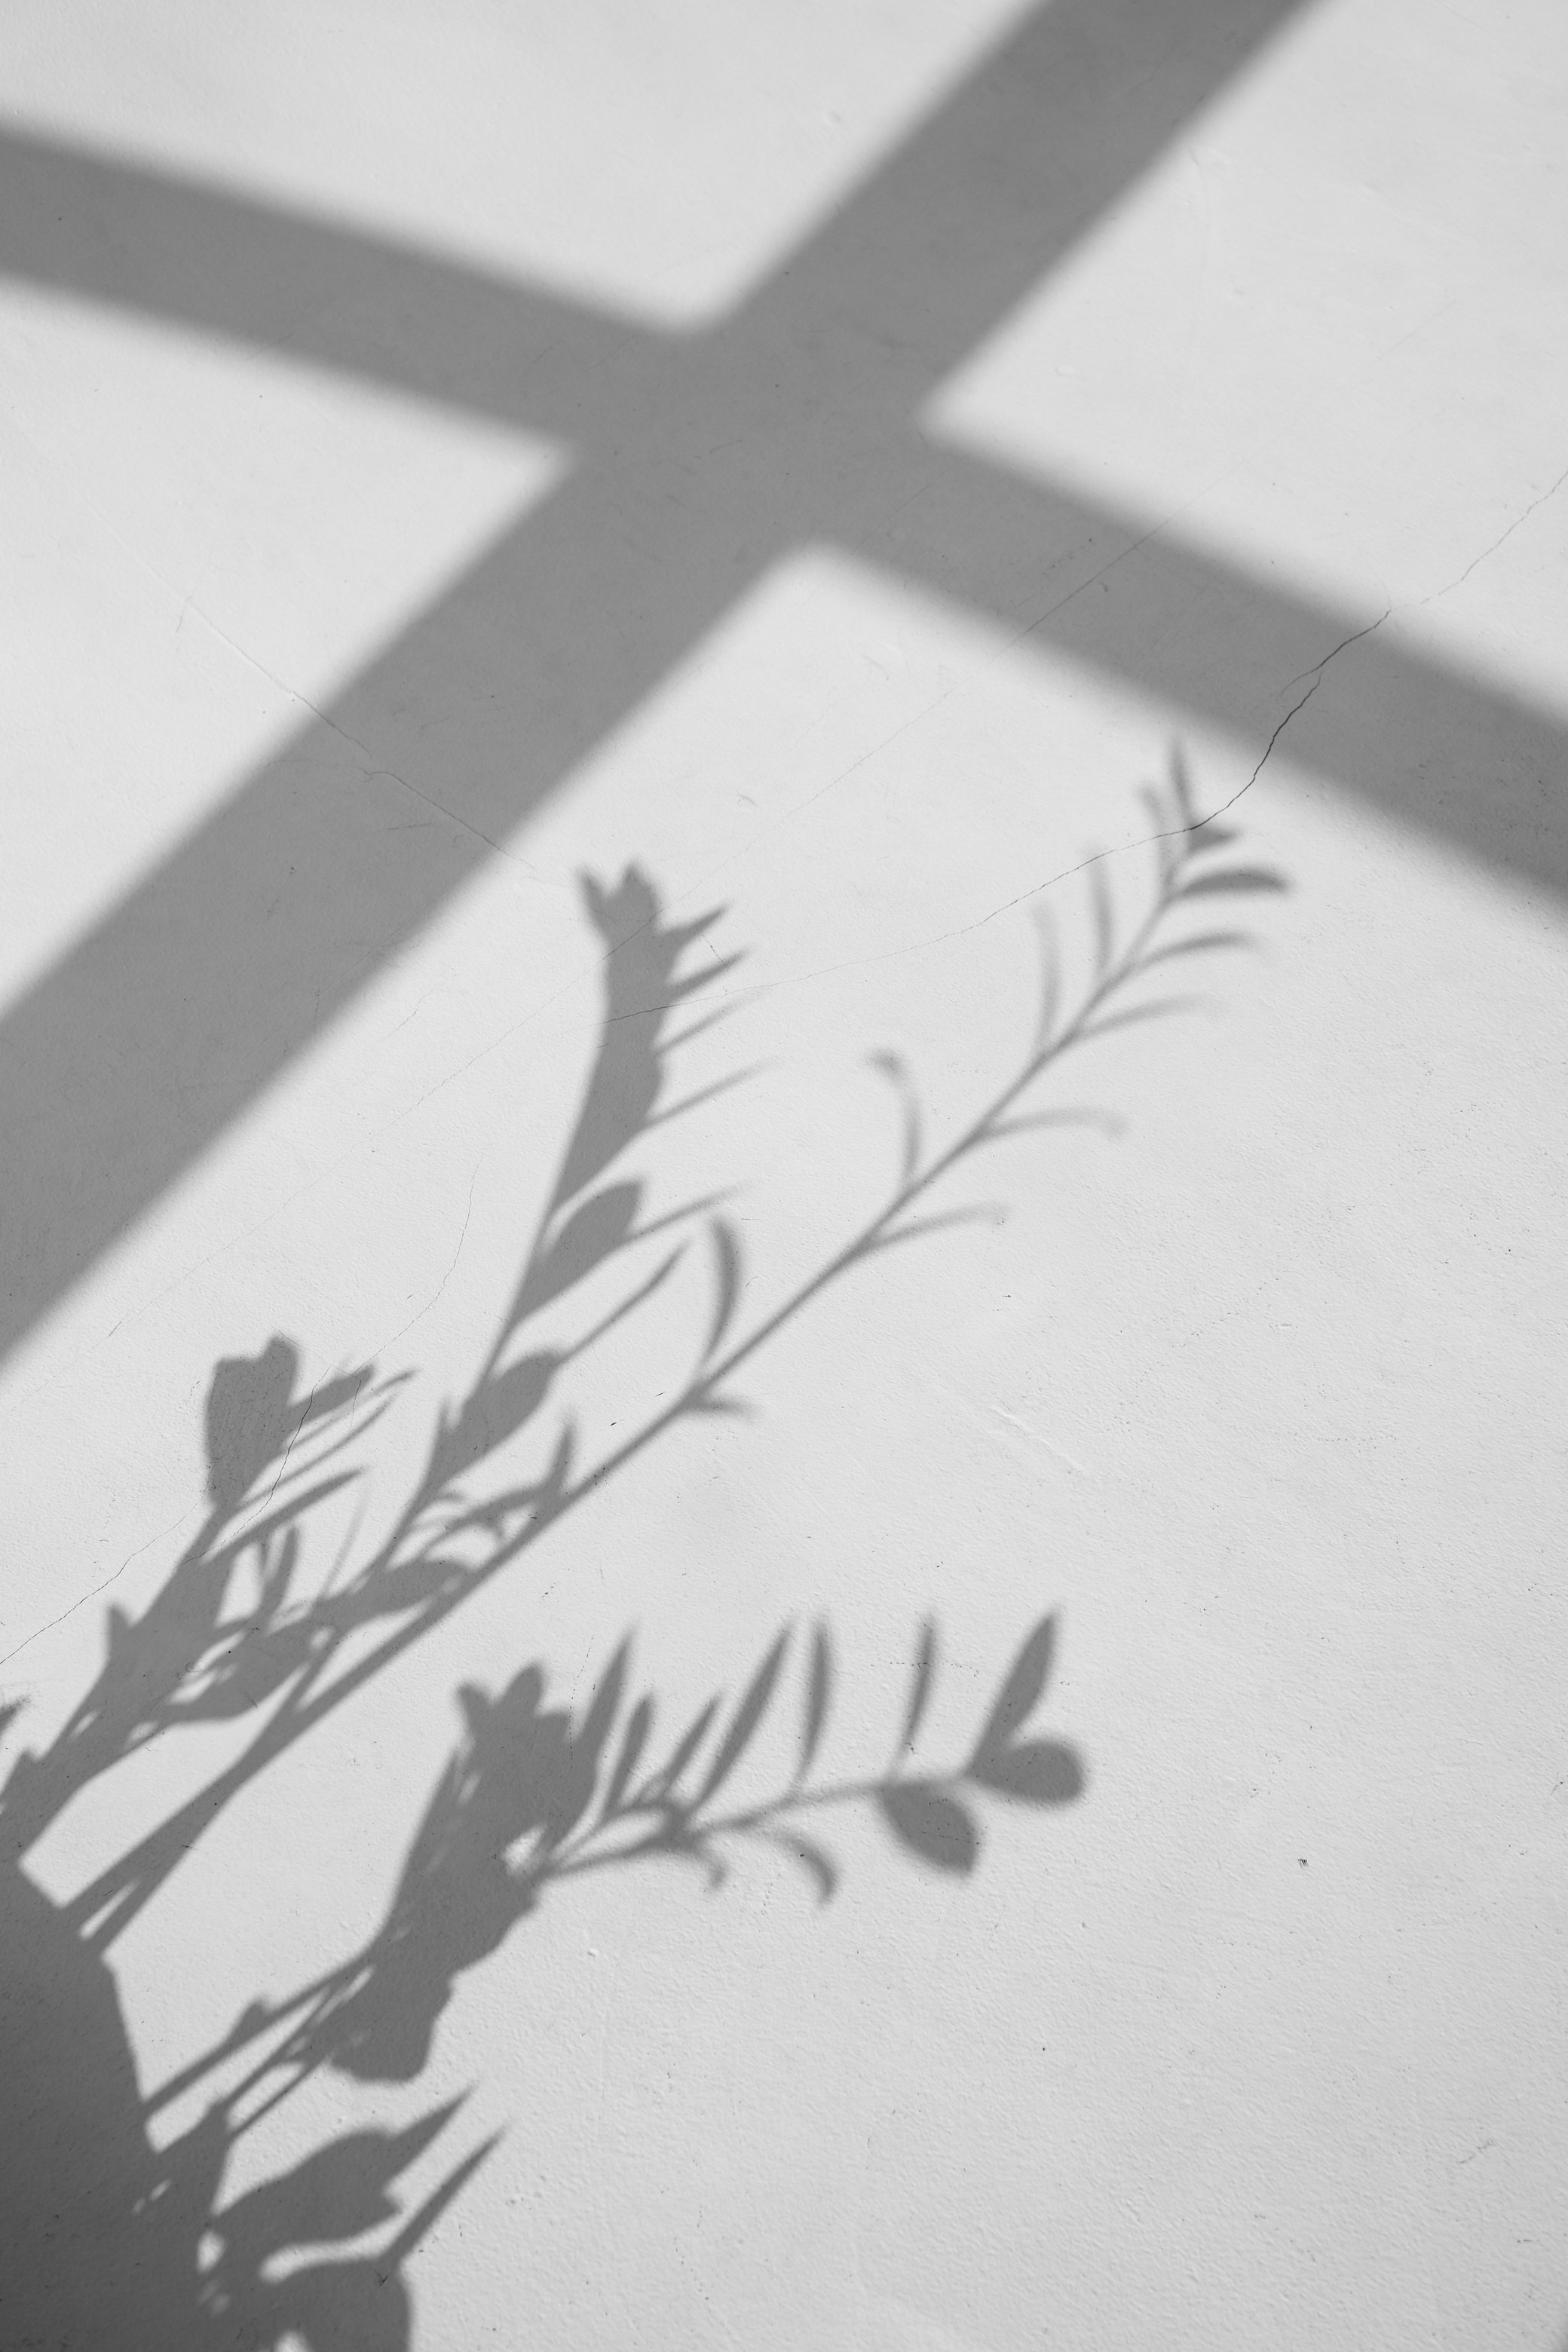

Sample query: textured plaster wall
[1,5,1566,2347]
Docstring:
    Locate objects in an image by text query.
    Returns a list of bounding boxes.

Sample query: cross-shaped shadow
[0,0,1560,1367]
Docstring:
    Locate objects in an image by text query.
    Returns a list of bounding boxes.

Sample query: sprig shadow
[0,753,1285,2347]
[167,1609,1078,2116]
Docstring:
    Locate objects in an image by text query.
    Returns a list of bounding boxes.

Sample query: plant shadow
[0,760,1285,2347]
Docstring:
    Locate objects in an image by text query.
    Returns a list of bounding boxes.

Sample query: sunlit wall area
[2,6,1565,2348]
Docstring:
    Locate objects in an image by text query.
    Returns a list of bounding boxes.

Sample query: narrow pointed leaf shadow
[694,1631,790,1805]
[642,1699,720,1807]
[702,1217,745,1364]
[765,1829,839,1905]
[510,1183,642,1322]
[895,1617,938,1763]
[1175,865,1288,899]
[601,1693,655,1819]
[797,1622,832,1784]
[1142,929,1254,968]
[972,1613,1057,1763]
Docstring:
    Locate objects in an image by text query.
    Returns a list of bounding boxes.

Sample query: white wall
[2,5,1566,2347]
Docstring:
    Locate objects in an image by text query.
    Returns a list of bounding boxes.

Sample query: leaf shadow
[0,773,1285,2344]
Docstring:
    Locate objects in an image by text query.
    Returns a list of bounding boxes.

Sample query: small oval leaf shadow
[968,1739,1083,1805]
[433,1354,558,1483]
[879,1784,978,1873]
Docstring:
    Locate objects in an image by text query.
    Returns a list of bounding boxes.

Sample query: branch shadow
[0,767,1286,2346]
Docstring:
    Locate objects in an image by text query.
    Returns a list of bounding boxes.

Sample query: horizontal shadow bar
[871,443,1568,894]
[2,419,1561,1378]
[0,457,776,1366]
[0,0,1324,1364]
[0,122,648,430]
[0,0,1309,429]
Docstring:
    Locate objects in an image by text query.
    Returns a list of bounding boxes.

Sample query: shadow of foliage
[218,1608,1082,2099]
[0,758,1284,2346]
